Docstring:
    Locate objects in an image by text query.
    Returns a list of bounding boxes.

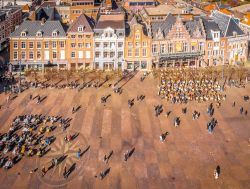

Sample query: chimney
[41,17,46,25]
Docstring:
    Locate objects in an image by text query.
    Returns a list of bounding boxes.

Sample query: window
[13,41,18,49]
[59,41,65,48]
[13,51,18,60]
[135,42,140,47]
[128,49,132,57]
[44,41,49,49]
[95,42,100,48]
[110,42,115,48]
[183,42,188,52]
[85,51,90,58]
[142,48,147,57]
[152,44,157,54]
[213,32,219,38]
[71,43,76,48]
[85,43,91,48]
[167,43,172,53]
[21,31,26,37]
[60,50,65,59]
[71,52,76,58]
[135,49,139,57]
[21,52,26,60]
[191,45,195,52]
[86,35,91,38]
[118,51,123,58]
[118,42,123,48]
[78,43,83,48]
[52,31,58,37]
[135,34,140,39]
[78,26,84,32]
[160,44,165,53]
[29,52,34,60]
[71,35,76,39]
[208,42,212,48]
[52,41,57,48]
[52,51,57,59]
[104,42,109,48]
[37,51,41,59]
[221,41,224,47]
[44,51,49,60]
[208,50,211,57]
[198,42,204,51]
[36,31,42,37]
[21,42,26,49]
[37,42,41,49]
[110,51,115,58]
[128,42,133,47]
[28,42,33,49]
[95,51,100,58]
[104,52,108,58]
[214,42,219,47]
[78,51,83,58]
[78,35,82,38]
[142,42,147,47]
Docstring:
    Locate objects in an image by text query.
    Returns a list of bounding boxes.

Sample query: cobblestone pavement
[0,73,249,189]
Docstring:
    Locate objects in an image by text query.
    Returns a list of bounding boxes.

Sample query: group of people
[0,114,70,171]
[158,71,226,104]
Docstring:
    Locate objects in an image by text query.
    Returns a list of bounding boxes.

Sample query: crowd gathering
[0,67,249,182]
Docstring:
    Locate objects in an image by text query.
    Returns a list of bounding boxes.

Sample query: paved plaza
[0,73,250,189]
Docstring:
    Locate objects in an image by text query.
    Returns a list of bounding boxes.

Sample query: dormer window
[21,30,27,37]
[212,31,219,39]
[52,30,58,37]
[78,26,84,32]
[36,31,43,37]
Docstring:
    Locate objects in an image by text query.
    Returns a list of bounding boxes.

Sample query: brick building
[0,6,22,51]
[124,16,151,70]
[66,14,94,69]
[9,19,67,70]
[150,14,206,68]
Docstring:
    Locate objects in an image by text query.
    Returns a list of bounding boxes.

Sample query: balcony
[159,51,204,61]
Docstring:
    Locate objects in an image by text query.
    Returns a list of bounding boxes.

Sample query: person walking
[214,165,220,179]
[245,110,248,116]
[240,107,244,114]
[232,101,235,107]
[76,148,81,159]
[41,166,46,177]
[30,94,33,100]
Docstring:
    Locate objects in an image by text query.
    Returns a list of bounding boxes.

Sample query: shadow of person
[80,145,90,157]
[64,163,76,178]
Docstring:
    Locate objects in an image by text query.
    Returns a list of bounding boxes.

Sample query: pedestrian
[103,154,107,162]
[214,165,220,179]
[63,166,67,177]
[72,107,75,114]
[76,148,81,159]
[51,158,55,167]
[245,110,248,116]
[232,101,235,107]
[240,107,244,114]
[37,96,41,104]
[30,94,32,100]
[41,166,46,177]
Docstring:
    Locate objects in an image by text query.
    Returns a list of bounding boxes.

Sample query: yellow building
[124,16,151,70]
